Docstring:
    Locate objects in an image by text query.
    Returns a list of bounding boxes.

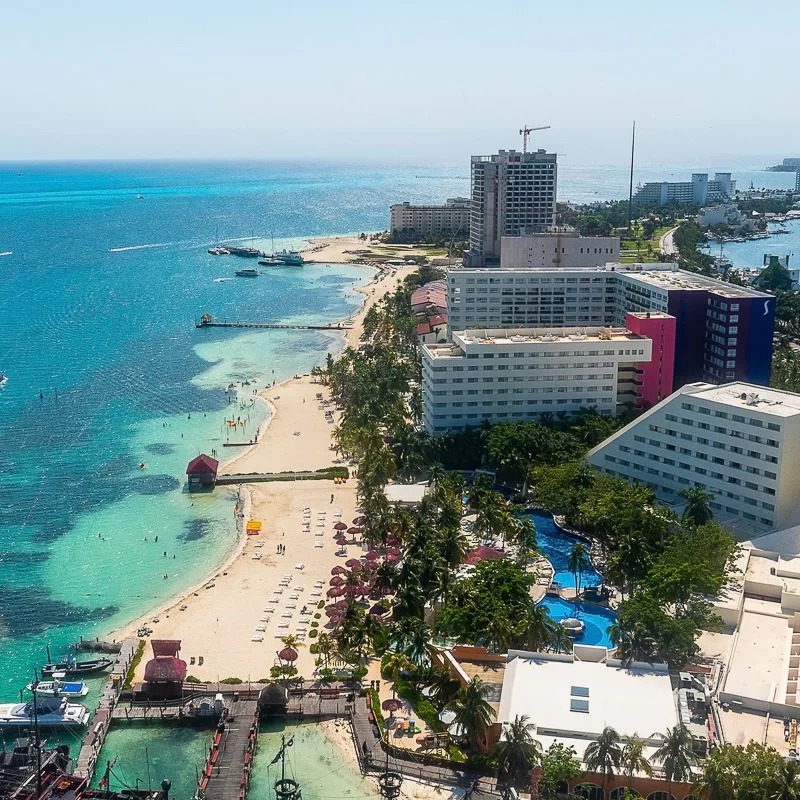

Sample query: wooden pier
[74,637,140,780]
[195,319,353,331]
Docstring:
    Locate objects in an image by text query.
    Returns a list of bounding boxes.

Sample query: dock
[195,320,353,331]
[74,637,140,780]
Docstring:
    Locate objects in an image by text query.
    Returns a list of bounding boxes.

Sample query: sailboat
[136,190,143,199]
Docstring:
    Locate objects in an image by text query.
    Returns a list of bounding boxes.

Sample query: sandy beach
[301,235,453,268]
[116,261,416,683]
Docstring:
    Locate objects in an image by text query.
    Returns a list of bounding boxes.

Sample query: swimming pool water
[529,511,603,589]
[538,594,617,649]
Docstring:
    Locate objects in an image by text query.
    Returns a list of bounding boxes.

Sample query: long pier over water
[195,319,353,331]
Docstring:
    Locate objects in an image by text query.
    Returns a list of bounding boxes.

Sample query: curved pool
[528,511,603,589]
[538,594,617,649]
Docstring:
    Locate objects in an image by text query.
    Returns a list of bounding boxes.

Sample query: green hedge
[394,678,443,733]
[123,639,146,691]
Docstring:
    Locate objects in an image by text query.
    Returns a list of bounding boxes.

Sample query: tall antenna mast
[628,120,636,234]
[272,735,300,800]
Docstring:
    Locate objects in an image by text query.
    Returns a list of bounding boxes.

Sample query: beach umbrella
[345,558,362,568]
[334,521,348,531]
[334,600,349,609]
[382,698,403,713]
[324,607,339,617]
[347,526,361,534]
[387,546,401,555]
[357,585,371,596]
[327,587,345,597]
[439,710,457,725]
[386,553,399,562]
[365,551,380,561]
[278,647,298,663]
[336,535,348,544]
[331,566,347,575]
[353,516,366,525]
[345,585,361,597]
[448,723,467,738]
[329,576,344,586]
[464,545,504,566]
[386,537,400,546]
[369,603,386,616]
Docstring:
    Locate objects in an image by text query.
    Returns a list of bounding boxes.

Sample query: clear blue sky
[1,0,798,165]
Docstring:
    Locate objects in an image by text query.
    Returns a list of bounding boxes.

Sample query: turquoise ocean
[0,159,795,789]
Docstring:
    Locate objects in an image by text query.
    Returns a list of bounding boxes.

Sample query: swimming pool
[529,510,603,589]
[538,594,617,649]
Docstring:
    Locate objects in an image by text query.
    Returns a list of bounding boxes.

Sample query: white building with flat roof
[421,326,651,434]
[498,649,680,761]
[500,232,619,268]
[632,172,736,206]
[587,382,800,534]
[390,198,470,237]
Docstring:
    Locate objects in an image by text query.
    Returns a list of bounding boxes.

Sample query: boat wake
[214,277,234,282]
[108,242,172,253]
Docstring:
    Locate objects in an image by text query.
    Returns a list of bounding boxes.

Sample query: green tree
[679,485,714,527]
[446,677,495,751]
[567,542,590,599]
[536,742,582,800]
[425,668,461,707]
[584,726,622,788]
[756,260,793,293]
[382,653,414,699]
[389,617,431,666]
[526,604,556,652]
[492,714,542,789]
[653,724,697,787]
[620,735,652,788]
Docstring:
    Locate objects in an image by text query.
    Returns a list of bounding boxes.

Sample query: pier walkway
[200,696,260,800]
[74,637,140,780]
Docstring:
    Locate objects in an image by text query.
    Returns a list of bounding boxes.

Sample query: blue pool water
[529,511,603,589]
[539,595,617,649]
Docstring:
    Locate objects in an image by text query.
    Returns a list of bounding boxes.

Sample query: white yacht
[0,697,90,728]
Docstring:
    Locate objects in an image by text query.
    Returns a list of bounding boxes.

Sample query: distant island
[767,158,800,172]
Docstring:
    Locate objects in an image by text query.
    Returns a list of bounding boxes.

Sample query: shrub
[309,644,319,654]
[123,639,146,691]
[317,600,325,609]
[395,679,442,733]
[219,677,243,685]
[351,665,367,681]
[314,612,321,620]
[309,629,318,639]
[185,674,201,684]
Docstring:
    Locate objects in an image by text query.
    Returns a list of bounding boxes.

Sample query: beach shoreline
[106,260,416,670]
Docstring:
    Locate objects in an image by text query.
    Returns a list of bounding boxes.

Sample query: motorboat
[257,257,285,267]
[0,375,6,387]
[208,246,230,255]
[227,246,261,258]
[0,697,90,728]
[275,249,304,266]
[26,674,89,698]
[41,655,113,677]
[234,268,260,278]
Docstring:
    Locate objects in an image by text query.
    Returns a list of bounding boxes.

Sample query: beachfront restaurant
[186,453,219,490]
[143,639,188,700]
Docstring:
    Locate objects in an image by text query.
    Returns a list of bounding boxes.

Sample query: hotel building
[421,326,653,434]
[499,231,619,269]
[632,172,736,206]
[446,263,775,389]
[468,149,557,265]
[389,198,470,237]
[587,382,800,534]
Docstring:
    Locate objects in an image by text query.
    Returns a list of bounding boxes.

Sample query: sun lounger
[256,626,266,632]
[289,593,299,600]
[278,623,289,629]
[286,602,297,609]
[315,541,323,548]
[295,563,305,570]
[274,632,284,638]
[281,611,293,618]
[294,585,304,591]
[311,590,322,597]
[274,587,284,594]
[264,607,274,613]
[251,635,264,642]
[268,597,279,603]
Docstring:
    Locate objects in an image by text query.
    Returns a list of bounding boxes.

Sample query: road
[659,226,679,257]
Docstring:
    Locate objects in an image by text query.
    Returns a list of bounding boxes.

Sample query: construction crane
[519,124,550,153]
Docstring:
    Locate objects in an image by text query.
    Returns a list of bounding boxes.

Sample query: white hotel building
[421,327,651,435]
[588,383,800,534]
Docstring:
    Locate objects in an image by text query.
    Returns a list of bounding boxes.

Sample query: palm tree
[492,714,542,788]
[280,634,305,650]
[620,734,652,788]
[438,525,469,570]
[426,668,461,707]
[446,677,495,751]
[526,605,556,652]
[382,652,414,699]
[567,542,590,600]
[315,633,336,669]
[771,757,800,800]
[548,624,574,655]
[584,726,622,788]
[653,724,698,791]
[679,485,714,527]
[389,617,431,666]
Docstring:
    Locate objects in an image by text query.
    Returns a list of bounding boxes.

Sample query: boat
[0,251,12,257]
[0,375,7,387]
[275,249,305,266]
[41,653,113,677]
[234,268,260,278]
[208,246,230,255]
[26,675,88,698]
[226,245,261,258]
[257,257,285,267]
[136,192,143,200]
[0,697,90,728]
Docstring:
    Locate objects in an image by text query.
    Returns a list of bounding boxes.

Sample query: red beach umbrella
[325,606,339,616]
[386,537,400,546]
[347,526,361,535]
[329,576,344,586]
[357,585,371,596]
[353,516,366,525]
[278,647,298,662]
[464,545,504,565]
[334,521,348,531]
[365,551,380,561]
[345,558,362,568]
[382,698,403,713]
[386,553,399,562]
[334,600,349,610]
[327,587,345,597]
[331,566,347,575]
[345,585,361,596]
[387,547,401,556]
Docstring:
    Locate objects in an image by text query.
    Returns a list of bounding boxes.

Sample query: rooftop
[498,650,677,744]
[683,381,800,418]
[454,326,646,347]
[384,483,427,505]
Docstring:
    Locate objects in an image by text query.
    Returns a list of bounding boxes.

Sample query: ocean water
[0,158,787,720]
[711,219,800,270]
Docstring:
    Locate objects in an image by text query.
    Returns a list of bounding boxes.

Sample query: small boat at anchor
[40,651,113,677]
[26,674,89,698]
[234,267,260,278]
